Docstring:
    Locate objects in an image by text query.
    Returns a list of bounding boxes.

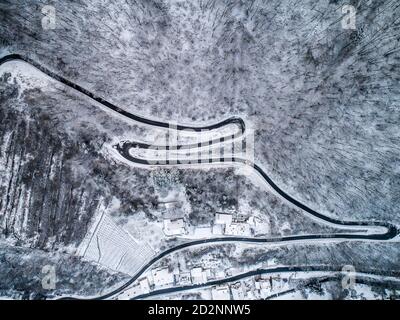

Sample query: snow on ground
[0,60,51,94]
[77,201,154,276]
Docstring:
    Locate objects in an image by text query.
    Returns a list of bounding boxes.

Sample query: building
[163,218,185,236]
[215,213,233,225]
[235,213,249,223]
[191,267,208,284]
[151,267,174,287]
[178,272,192,286]
[139,277,150,293]
[157,201,180,210]
[224,222,251,236]
[214,269,226,279]
[212,224,223,235]
[230,282,246,300]
[211,286,231,300]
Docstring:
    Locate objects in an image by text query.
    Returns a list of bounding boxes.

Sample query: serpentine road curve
[1,54,398,300]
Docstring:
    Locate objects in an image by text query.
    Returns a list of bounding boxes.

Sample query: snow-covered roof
[211,286,231,300]
[215,213,233,225]
[163,218,185,236]
[151,267,174,287]
[191,267,207,283]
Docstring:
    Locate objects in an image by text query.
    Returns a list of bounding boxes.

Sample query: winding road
[0,54,245,146]
[131,267,400,300]
[116,141,398,240]
[1,54,398,300]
